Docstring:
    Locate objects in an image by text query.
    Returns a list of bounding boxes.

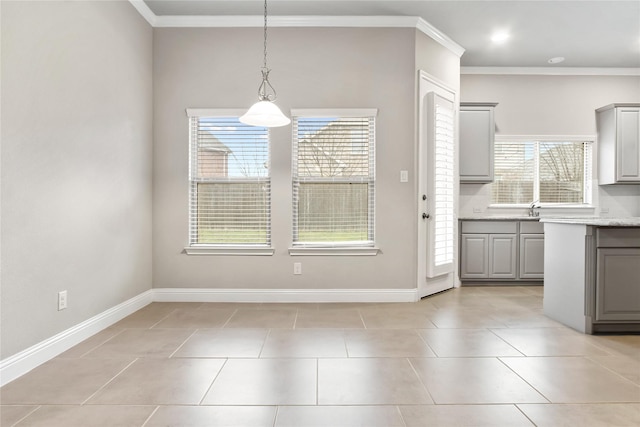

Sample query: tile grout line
[7,405,41,427]
[168,328,200,359]
[514,403,540,427]
[139,405,160,427]
[220,308,239,329]
[315,358,319,406]
[80,358,139,405]
[414,328,440,358]
[395,404,409,427]
[292,309,299,329]
[487,328,527,357]
[257,329,273,358]
[197,358,228,405]
[76,329,126,359]
[495,357,552,404]
[406,357,437,405]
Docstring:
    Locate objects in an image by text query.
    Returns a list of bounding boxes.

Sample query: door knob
[422,213,430,219]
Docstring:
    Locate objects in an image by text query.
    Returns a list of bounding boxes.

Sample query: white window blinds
[292,112,376,247]
[433,101,455,268]
[425,93,455,278]
[188,114,270,246]
[492,140,592,205]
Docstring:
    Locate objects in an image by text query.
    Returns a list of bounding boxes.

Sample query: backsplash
[459,182,640,218]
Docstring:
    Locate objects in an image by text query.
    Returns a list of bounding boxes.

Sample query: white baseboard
[152,288,419,303]
[0,290,153,387]
[0,287,417,386]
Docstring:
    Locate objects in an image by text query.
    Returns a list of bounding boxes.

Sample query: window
[291,109,376,250]
[186,109,271,254]
[492,139,592,205]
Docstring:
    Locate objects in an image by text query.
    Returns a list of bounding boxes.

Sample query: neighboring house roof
[200,133,231,153]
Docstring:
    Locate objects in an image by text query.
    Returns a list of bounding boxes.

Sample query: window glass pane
[296,183,368,242]
[296,118,371,178]
[196,117,268,179]
[189,116,270,246]
[539,142,584,203]
[196,182,269,244]
[492,142,535,204]
[292,114,375,246]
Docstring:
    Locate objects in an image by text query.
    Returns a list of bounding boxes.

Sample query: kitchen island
[541,218,640,334]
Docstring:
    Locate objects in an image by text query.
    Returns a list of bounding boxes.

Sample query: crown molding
[128,0,157,26]
[127,2,464,58]
[461,67,640,76]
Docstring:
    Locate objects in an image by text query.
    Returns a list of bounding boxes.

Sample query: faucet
[529,200,540,217]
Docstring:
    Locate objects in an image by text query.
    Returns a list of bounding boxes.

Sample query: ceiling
[143,1,640,69]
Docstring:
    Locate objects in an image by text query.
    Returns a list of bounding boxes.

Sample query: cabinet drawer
[520,221,544,234]
[461,221,517,234]
[597,228,640,248]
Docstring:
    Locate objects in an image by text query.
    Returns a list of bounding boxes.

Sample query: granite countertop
[539,217,640,227]
[458,216,541,221]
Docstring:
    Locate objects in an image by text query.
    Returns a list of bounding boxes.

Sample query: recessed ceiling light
[491,32,510,44]
[548,57,565,64]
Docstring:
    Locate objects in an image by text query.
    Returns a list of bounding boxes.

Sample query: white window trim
[492,135,595,208]
[290,109,378,255]
[185,109,274,255]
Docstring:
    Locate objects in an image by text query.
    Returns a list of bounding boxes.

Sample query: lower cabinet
[489,234,517,279]
[596,248,640,321]
[460,220,543,282]
[519,234,545,279]
[460,234,489,278]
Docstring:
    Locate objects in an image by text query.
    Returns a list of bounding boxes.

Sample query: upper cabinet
[459,103,498,183]
[597,104,640,184]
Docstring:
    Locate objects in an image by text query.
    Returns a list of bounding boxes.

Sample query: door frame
[416,70,459,298]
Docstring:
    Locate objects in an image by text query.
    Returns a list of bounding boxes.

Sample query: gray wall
[1,1,153,358]
[153,27,459,291]
[460,74,640,217]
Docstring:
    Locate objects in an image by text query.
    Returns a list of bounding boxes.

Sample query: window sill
[184,246,274,256]
[288,246,380,256]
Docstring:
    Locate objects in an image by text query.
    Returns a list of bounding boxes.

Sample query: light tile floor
[2,286,640,426]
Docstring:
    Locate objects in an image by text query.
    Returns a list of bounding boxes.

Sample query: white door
[416,71,457,298]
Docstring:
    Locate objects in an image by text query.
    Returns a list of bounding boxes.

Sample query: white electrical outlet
[400,170,409,183]
[293,262,302,275]
[58,290,68,311]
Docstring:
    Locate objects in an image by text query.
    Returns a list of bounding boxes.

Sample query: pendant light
[239,0,290,127]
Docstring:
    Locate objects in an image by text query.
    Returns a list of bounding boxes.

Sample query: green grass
[197,228,367,244]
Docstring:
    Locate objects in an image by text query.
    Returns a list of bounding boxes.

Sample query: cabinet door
[596,248,640,321]
[489,234,517,279]
[459,106,495,183]
[460,234,489,279]
[616,107,640,182]
[519,234,544,279]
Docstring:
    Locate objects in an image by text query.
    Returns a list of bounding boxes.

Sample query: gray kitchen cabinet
[595,228,640,322]
[460,220,543,282]
[460,234,489,278]
[459,103,497,183]
[489,234,517,279]
[597,104,640,184]
[460,220,521,281]
[519,234,545,279]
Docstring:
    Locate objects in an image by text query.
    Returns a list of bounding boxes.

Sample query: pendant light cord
[257,0,277,101]
[263,0,268,70]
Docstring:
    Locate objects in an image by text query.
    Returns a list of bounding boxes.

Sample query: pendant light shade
[240,0,290,128]
[240,100,291,127]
